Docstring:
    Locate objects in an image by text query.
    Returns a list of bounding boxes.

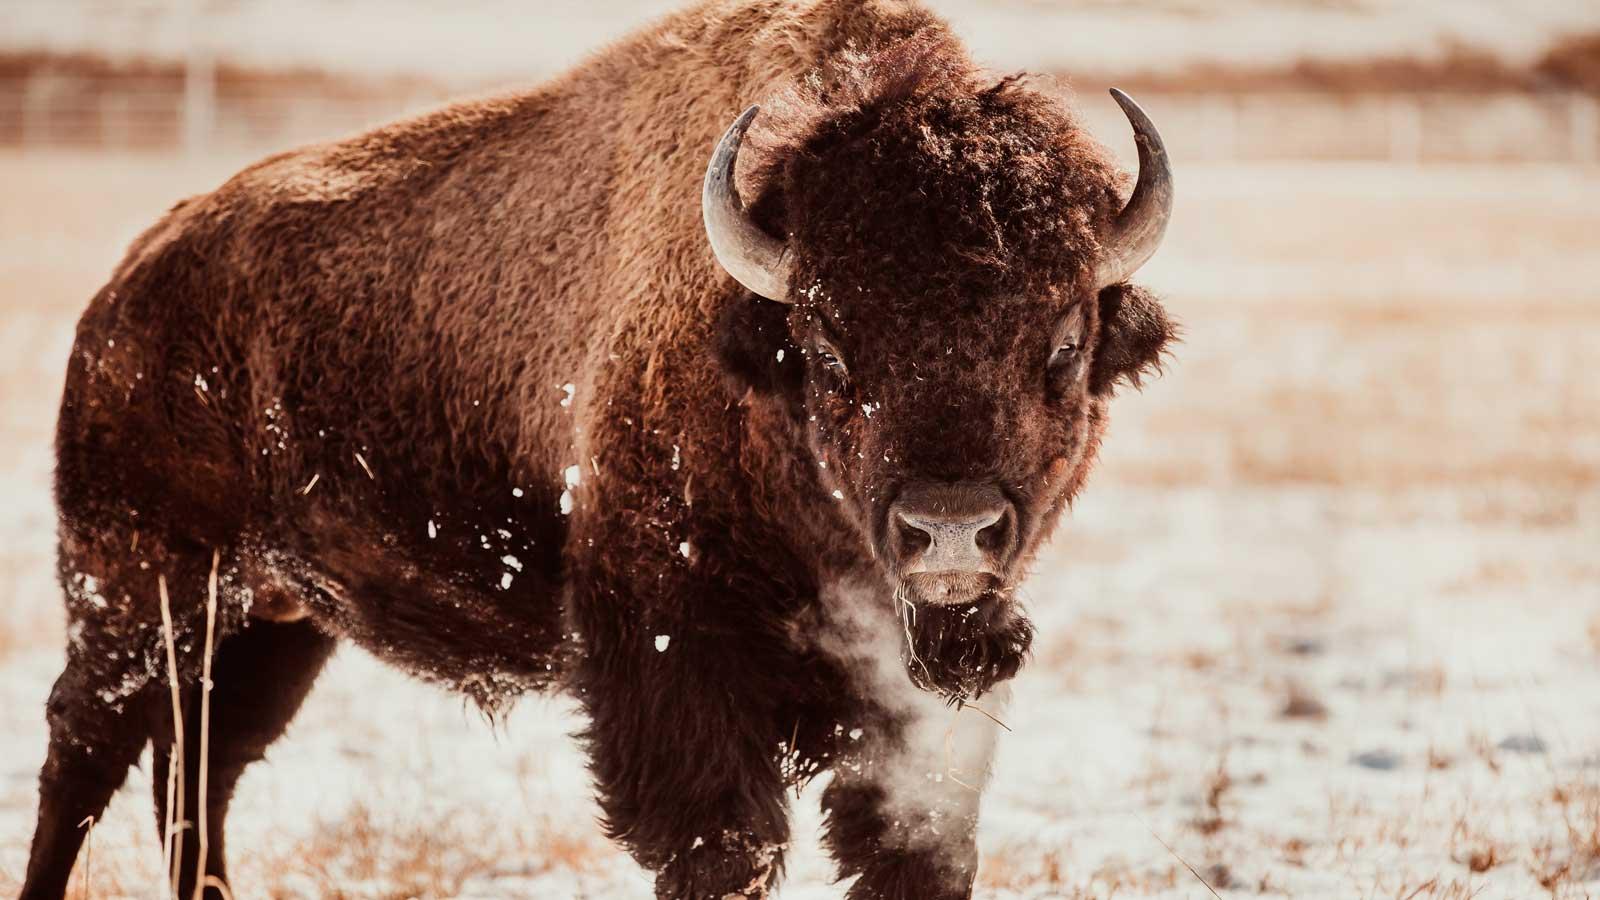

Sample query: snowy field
[1,149,1598,899]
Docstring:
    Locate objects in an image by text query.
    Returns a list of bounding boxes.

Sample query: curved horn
[702,105,793,302]
[1093,89,1173,288]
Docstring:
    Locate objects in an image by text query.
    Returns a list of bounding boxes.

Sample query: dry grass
[288,804,503,899]
[193,552,223,900]
[1192,755,1234,837]
[1535,780,1600,892]
[1278,681,1328,721]
[157,575,187,895]
[261,804,619,899]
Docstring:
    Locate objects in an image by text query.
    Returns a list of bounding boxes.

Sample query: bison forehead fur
[21,1,1176,898]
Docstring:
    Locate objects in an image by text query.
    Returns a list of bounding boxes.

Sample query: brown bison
[21,0,1176,897]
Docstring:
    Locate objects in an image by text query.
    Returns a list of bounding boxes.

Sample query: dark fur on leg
[580,660,792,900]
[20,672,153,900]
[822,775,979,900]
[569,562,807,899]
[149,619,336,900]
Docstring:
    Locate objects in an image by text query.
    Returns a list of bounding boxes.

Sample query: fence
[0,71,450,154]
[1074,91,1600,165]
[0,70,1596,164]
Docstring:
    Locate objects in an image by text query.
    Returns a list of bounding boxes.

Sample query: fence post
[1572,94,1598,166]
[183,5,216,155]
[21,74,48,147]
[101,91,132,151]
[1208,92,1239,162]
[1387,94,1422,164]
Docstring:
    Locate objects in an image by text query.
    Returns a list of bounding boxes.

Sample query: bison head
[706,49,1175,700]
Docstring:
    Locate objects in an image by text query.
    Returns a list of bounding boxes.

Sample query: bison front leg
[570,571,794,899]
[821,686,1012,900]
[822,774,978,899]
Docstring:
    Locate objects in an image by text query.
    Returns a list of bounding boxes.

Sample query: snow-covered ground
[2,0,1597,84]
[1,149,1598,898]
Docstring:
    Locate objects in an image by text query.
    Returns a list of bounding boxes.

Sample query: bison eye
[1046,339,1085,395]
[814,339,848,377]
[1047,303,1088,391]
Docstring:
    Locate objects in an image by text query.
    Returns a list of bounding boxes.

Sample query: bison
[20,0,1176,897]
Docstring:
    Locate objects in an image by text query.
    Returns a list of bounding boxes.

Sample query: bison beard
[899,594,1034,701]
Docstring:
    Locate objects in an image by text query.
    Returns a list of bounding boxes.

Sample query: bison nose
[889,483,1015,575]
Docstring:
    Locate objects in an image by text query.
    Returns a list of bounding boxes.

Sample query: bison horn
[1093,89,1174,289]
[702,105,794,302]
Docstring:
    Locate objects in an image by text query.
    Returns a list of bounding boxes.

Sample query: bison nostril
[975,509,1011,555]
[896,517,932,557]
[889,484,1013,573]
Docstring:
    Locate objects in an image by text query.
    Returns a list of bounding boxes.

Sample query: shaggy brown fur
[20,2,1175,898]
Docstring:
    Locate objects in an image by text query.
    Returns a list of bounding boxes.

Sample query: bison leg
[819,685,1012,900]
[820,771,980,900]
[572,584,792,898]
[23,530,227,900]
[19,666,153,900]
[149,618,336,900]
[581,668,791,898]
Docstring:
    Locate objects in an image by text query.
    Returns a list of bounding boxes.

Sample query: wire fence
[1076,91,1600,165]
[1,72,1596,164]
[0,72,448,153]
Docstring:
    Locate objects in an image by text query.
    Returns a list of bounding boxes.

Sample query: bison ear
[714,293,802,397]
[1090,283,1176,396]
